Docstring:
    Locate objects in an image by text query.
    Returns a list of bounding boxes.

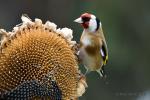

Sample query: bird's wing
[100,40,108,66]
[99,40,108,77]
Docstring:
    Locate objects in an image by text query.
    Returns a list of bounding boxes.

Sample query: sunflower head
[0,15,87,99]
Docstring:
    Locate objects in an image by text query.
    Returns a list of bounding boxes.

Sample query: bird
[74,13,108,77]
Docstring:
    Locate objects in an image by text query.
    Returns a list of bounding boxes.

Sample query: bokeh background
[0,0,150,100]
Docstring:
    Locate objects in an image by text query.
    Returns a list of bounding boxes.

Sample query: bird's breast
[81,35,91,46]
[80,34,100,56]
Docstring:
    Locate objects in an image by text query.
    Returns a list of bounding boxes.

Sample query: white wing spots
[100,49,105,57]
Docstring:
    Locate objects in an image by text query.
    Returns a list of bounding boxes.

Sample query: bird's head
[74,13,101,32]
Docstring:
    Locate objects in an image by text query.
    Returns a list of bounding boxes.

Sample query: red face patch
[81,13,91,18]
[80,13,91,29]
[81,22,89,29]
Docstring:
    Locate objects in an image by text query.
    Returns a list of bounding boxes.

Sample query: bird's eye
[82,17,90,22]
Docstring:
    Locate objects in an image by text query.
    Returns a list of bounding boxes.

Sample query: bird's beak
[74,17,83,23]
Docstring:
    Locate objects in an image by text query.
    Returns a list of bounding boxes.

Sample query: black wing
[100,40,108,77]
[100,40,108,65]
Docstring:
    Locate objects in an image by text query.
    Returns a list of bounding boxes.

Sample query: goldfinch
[74,13,108,77]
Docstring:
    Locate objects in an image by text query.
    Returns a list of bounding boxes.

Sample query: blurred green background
[0,0,150,100]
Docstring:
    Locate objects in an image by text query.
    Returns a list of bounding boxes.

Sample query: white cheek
[88,19,97,32]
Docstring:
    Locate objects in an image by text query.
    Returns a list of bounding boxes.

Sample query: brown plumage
[81,31,101,56]
[74,13,108,77]
[79,29,104,71]
[0,16,84,99]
